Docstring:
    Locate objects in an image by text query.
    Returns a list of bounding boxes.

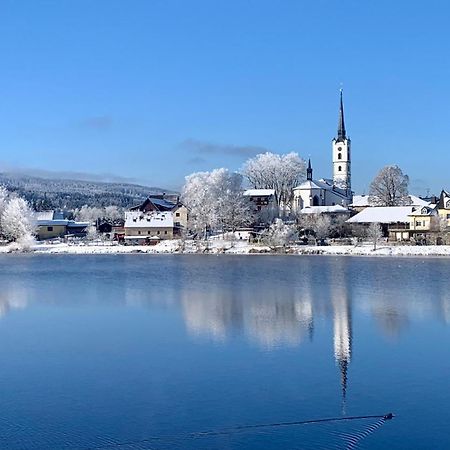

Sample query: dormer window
[446,200,450,209]
[421,207,427,214]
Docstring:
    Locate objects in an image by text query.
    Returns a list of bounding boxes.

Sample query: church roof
[336,89,347,142]
[301,205,349,214]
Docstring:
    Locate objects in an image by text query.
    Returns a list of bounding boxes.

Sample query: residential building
[124,211,174,243]
[131,195,188,232]
[436,190,450,227]
[36,211,89,240]
[243,189,276,211]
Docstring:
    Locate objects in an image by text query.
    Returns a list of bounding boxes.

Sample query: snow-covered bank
[3,239,450,257]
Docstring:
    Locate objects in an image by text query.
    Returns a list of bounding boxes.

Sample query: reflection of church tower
[332,90,352,197]
[331,273,352,414]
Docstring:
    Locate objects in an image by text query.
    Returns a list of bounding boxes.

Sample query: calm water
[0,255,449,449]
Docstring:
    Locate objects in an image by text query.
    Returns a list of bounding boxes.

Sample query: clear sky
[0,0,449,194]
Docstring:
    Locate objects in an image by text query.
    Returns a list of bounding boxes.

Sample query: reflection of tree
[0,285,29,318]
[180,280,313,349]
[372,306,409,339]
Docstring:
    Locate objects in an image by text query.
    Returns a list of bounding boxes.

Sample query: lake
[0,254,449,449]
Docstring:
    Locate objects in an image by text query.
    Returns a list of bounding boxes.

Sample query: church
[293,91,353,212]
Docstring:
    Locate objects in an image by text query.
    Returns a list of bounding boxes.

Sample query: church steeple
[306,159,313,181]
[337,89,346,141]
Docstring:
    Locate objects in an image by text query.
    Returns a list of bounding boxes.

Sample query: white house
[124,211,175,243]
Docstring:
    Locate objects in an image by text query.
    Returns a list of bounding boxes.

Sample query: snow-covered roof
[300,205,349,214]
[243,189,275,197]
[350,195,370,207]
[36,219,89,227]
[350,194,430,208]
[35,211,55,221]
[124,211,174,228]
[347,206,414,224]
[293,179,348,199]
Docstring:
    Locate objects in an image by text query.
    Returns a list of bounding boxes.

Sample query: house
[130,195,188,232]
[436,190,450,227]
[124,211,174,243]
[350,194,430,213]
[408,206,439,243]
[243,189,276,211]
[346,205,439,242]
[36,211,89,240]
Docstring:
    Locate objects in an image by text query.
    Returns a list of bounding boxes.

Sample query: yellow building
[437,190,450,227]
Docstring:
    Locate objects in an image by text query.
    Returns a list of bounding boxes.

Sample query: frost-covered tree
[298,213,332,244]
[74,206,104,224]
[104,206,123,223]
[263,218,298,248]
[369,165,410,206]
[367,222,383,250]
[182,169,254,238]
[1,197,35,243]
[0,186,9,235]
[242,152,306,211]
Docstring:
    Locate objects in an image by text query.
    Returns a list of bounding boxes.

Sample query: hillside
[0,172,177,210]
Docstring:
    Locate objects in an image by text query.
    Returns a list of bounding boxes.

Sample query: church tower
[332,90,351,196]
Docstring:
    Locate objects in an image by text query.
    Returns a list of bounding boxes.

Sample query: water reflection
[1,255,450,416]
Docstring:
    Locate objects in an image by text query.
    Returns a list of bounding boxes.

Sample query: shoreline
[2,240,450,258]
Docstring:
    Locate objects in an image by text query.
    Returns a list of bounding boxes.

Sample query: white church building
[293,91,353,212]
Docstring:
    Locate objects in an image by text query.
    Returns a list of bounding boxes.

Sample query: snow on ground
[2,239,450,257]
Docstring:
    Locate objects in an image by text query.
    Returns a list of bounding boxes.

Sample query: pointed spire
[306,158,313,181]
[337,88,346,141]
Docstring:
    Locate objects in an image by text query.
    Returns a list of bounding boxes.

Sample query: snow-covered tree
[74,206,104,224]
[1,197,35,243]
[367,222,383,250]
[298,213,332,244]
[242,152,306,211]
[0,186,9,235]
[104,205,123,223]
[182,168,254,238]
[369,165,410,206]
[263,218,298,248]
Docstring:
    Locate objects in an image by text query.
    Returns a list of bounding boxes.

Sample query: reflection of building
[330,263,352,413]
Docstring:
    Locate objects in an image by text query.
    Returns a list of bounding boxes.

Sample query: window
[446,200,450,209]
[138,231,141,235]
[416,221,422,227]
[148,231,151,234]
[174,222,180,226]
[164,231,168,235]
[157,230,160,235]
[338,166,342,172]
[338,147,342,151]
[47,226,53,231]
[447,214,450,219]
[338,153,342,160]
[176,212,180,217]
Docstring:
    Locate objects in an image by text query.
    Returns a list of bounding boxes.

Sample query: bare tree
[369,165,410,206]
[242,152,306,212]
[367,222,383,250]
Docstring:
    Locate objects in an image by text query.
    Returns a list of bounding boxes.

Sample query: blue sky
[0,0,449,194]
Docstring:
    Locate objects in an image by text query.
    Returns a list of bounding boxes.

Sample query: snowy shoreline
[2,240,450,258]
